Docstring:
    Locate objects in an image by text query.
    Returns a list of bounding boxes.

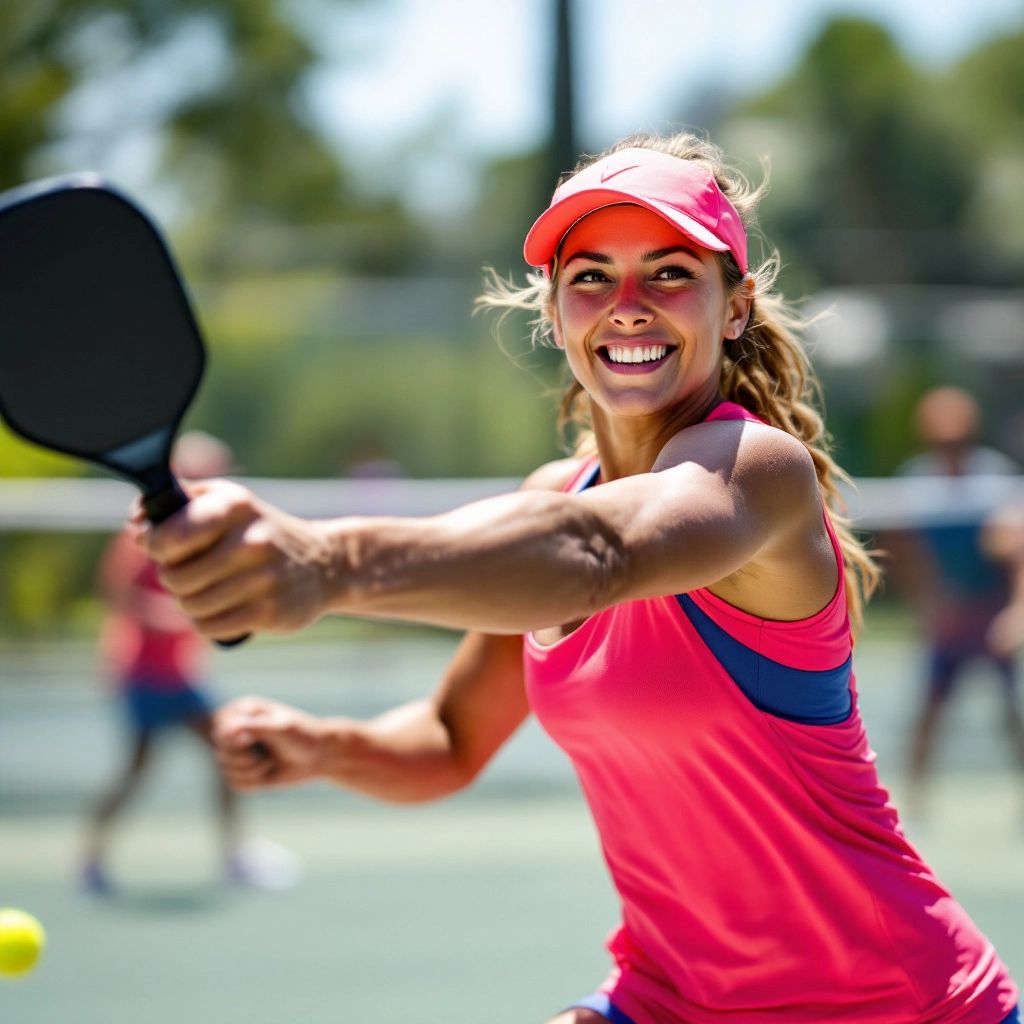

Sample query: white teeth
[606,345,668,364]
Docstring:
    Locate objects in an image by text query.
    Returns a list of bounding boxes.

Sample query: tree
[0,1,350,226]
[733,17,974,288]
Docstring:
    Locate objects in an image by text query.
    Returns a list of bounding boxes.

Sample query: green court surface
[2,624,1022,1022]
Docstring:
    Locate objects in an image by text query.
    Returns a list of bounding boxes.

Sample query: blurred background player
[81,431,299,894]
[891,387,1024,814]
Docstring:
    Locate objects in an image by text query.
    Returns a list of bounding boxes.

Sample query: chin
[596,394,678,420]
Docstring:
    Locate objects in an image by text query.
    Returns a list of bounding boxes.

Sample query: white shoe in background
[227,838,303,891]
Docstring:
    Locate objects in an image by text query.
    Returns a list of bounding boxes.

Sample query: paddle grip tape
[142,480,252,649]
[143,480,189,524]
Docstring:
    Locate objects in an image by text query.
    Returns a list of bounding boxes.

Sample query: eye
[653,265,695,282]
[568,268,611,285]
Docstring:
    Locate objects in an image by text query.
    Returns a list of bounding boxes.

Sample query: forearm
[323,490,624,633]
[318,700,475,803]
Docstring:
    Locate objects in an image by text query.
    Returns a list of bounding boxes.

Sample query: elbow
[337,765,472,806]
[393,751,480,804]
[371,779,468,805]
[572,514,631,615]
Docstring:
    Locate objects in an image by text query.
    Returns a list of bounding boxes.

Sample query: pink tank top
[523,402,1016,1024]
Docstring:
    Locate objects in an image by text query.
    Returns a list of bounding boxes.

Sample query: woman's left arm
[143,422,823,640]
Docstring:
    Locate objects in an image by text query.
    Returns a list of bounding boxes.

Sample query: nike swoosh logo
[600,164,639,183]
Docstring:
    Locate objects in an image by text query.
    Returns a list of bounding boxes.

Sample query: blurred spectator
[890,387,1024,814]
[81,431,300,894]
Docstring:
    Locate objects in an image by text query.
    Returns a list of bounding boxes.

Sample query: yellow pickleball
[0,908,45,977]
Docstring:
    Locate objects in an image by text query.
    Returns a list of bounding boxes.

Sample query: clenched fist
[136,480,338,641]
[213,696,331,791]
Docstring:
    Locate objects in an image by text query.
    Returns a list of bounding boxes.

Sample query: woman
[140,133,1019,1023]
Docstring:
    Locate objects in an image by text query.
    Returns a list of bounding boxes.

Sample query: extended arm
[144,420,829,640]
[215,629,529,802]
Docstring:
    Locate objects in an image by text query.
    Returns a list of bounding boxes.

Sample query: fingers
[195,603,274,643]
[154,541,278,641]
[162,559,272,620]
[214,697,277,744]
[212,698,319,791]
[215,711,288,790]
[216,733,280,790]
[133,481,330,640]
[137,481,257,567]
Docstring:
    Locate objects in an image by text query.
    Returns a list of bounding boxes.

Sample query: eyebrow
[561,244,703,267]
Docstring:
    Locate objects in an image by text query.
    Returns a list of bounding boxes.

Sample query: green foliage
[0,0,351,224]
[0,532,106,638]
[941,31,1024,271]
[164,0,350,225]
[0,433,82,477]
[0,3,66,179]
[188,271,565,478]
[950,30,1024,131]
[733,17,976,289]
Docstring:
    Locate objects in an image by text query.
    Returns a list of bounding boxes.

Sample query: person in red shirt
[81,432,297,893]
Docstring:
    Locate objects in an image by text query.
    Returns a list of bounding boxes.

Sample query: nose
[608,280,653,330]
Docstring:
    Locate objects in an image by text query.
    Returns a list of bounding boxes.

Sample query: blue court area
[2,616,1023,1023]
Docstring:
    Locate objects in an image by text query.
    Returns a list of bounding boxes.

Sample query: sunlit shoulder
[653,416,822,523]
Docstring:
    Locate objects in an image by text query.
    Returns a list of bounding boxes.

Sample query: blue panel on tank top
[676,593,852,725]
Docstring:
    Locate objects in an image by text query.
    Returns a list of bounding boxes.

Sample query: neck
[591,384,724,481]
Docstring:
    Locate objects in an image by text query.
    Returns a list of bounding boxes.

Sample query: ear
[723,274,754,341]
[549,303,566,349]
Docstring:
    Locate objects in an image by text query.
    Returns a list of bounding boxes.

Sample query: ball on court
[0,908,45,977]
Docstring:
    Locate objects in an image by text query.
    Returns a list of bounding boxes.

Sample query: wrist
[314,716,358,782]
[318,516,366,616]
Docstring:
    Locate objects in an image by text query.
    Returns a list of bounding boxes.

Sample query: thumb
[219,721,268,749]
[234,723,279,757]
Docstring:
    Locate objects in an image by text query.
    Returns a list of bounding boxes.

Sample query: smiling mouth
[599,343,675,366]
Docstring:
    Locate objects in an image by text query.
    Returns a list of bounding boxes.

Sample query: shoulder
[656,417,817,493]
[519,457,593,494]
[653,418,822,541]
[969,447,1019,475]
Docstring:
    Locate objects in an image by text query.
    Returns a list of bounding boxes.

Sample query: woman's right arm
[215,629,530,802]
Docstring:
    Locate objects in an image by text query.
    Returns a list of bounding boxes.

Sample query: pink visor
[523,148,748,274]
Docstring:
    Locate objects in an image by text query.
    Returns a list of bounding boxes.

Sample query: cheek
[556,286,609,327]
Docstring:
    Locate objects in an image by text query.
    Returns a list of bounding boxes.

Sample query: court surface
[2,620,1022,1023]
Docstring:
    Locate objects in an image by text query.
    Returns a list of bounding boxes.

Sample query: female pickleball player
[139,132,1020,1024]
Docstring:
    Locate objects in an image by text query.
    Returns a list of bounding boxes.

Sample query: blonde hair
[478,131,881,632]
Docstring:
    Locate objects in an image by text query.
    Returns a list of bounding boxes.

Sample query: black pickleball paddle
[0,173,248,646]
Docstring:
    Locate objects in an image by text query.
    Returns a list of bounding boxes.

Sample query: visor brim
[523,189,732,269]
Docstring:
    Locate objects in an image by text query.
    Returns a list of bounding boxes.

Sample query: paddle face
[0,174,204,519]
[0,175,248,647]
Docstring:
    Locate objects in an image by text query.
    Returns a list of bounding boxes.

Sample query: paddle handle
[142,480,252,648]
[142,478,189,524]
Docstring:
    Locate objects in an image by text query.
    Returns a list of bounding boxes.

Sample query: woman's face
[551,204,750,420]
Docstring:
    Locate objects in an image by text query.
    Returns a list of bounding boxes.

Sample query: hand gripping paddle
[0,173,248,646]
